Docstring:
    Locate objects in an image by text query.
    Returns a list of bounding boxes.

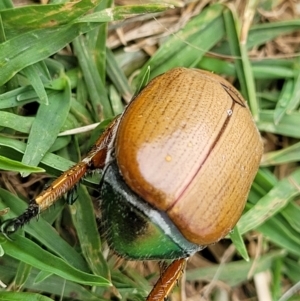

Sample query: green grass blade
[2,235,110,286]
[0,189,90,272]
[14,261,32,288]
[229,226,249,261]
[186,250,286,287]
[0,156,44,173]
[1,0,102,35]
[73,36,113,120]
[78,4,175,23]
[0,292,54,301]
[223,6,259,120]
[261,141,300,166]
[1,256,107,300]
[273,79,294,124]
[138,4,225,81]
[0,24,93,86]
[21,79,71,176]
[106,47,132,103]
[0,0,13,10]
[248,19,300,49]
[258,110,300,138]
[21,64,49,105]
[0,136,99,188]
[0,4,173,87]
[71,186,110,279]
[257,215,300,255]
[223,9,248,98]
[238,168,300,235]
[281,202,300,232]
[286,66,300,113]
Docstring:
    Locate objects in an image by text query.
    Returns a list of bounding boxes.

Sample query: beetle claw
[0,201,40,239]
[0,218,20,239]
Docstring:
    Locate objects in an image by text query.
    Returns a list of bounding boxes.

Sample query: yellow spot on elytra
[165,155,172,162]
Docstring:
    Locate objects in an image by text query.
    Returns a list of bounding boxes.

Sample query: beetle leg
[0,200,39,238]
[0,117,120,236]
[146,258,187,301]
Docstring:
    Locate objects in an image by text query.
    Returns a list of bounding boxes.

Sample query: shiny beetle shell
[115,67,263,246]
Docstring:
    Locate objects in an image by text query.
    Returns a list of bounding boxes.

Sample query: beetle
[0,67,263,300]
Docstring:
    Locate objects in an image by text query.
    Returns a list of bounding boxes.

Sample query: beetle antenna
[98,159,115,192]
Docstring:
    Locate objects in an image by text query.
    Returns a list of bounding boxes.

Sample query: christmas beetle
[0,67,263,300]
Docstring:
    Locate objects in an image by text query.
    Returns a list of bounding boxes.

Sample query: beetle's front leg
[0,117,120,237]
[0,162,89,237]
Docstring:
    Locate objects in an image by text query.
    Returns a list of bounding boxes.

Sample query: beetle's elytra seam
[167,98,237,210]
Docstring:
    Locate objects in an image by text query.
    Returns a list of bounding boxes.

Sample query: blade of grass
[0,189,90,272]
[0,9,18,92]
[19,64,49,105]
[106,47,132,103]
[223,4,260,120]
[1,256,107,301]
[252,64,295,79]
[238,168,300,235]
[78,4,175,23]
[284,258,300,283]
[0,0,102,36]
[0,0,13,10]
[0,24,93,87]
[271,258,283,300]
[186,250,286,287]
[14,261,32,289]
[240,0,260,120]
[257,214,300,255]
[108,84,125,116]
[223,9,248,98]
[198,56,237,76]
[70,98,94,126]
[273,79,294,124]
[73,35,113,120]
[71,186,110,279]
[0,5,172,87]
[0,136,99,188]
[86,0,113,82]
[281,202,300,232]
[198,56,295,80]
[247,19,300,49]
[258,110,300,138]
[137,4,225,81]
[0,156,44,173]
[1,235,110,287]
[261,141,300,166]
[0,292,54,301]
[286,65,300,113]
[0,68,79,110]
[229,226,249,261]
[21,78,71,176]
